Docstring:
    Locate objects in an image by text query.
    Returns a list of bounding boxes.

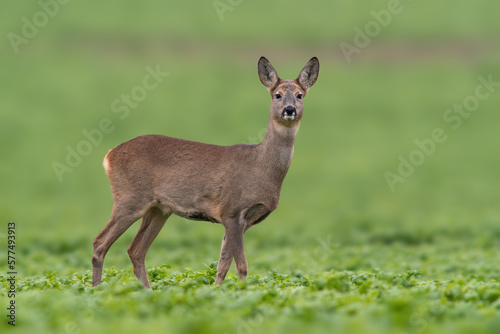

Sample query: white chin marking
[283,116,295,121]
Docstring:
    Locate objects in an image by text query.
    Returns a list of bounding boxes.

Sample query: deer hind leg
[92,199,149,287]
[127,207,170,288]
[215,233,234,285]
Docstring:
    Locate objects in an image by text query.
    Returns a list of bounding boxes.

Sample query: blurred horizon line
[23,33,500,65]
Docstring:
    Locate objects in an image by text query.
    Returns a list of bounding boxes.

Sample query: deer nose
[283,106,296,117]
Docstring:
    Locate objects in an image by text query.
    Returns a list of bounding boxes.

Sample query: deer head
[258,57,319,129]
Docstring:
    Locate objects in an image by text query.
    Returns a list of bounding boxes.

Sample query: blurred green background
[1,0,500,333]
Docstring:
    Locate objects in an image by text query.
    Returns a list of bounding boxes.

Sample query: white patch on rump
[103,149,112,174]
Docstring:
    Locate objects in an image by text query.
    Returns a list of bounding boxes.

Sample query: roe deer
[92,57,319,288]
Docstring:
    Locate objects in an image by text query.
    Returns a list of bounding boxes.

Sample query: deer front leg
[215,233,233,285]
[223,220,248,282]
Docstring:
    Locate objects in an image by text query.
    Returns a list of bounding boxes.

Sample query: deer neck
[256,119,299,185]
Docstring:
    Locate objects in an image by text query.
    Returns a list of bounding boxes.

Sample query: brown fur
[92,57,319,288]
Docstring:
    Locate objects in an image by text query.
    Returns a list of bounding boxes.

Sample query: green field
[1,1,500,333]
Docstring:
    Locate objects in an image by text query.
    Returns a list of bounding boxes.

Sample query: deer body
[92,57,319,288]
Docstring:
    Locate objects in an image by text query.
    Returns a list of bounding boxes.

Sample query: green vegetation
[4,230,500,334]
[1,1,500,333]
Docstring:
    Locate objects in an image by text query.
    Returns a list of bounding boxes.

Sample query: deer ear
[258,57,279,90]
[297,57,319,91]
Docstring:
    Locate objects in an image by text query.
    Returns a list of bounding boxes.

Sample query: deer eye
[296,94,303,100]
[275,93,282,99]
